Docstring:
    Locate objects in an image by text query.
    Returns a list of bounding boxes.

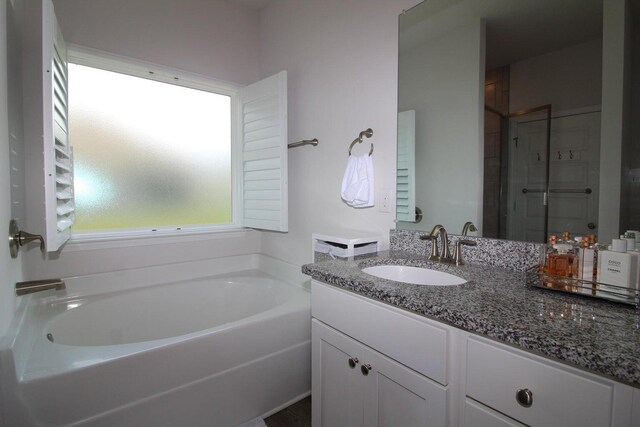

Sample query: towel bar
[288,139,318,149]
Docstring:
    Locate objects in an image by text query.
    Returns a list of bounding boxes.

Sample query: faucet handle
[453,239,477,266]
[18,230,45,251]
[9,219,45,258]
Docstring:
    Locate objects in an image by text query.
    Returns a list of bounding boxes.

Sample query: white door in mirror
[362,265,466,286]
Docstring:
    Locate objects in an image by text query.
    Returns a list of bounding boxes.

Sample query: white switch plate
[380,189,392,213]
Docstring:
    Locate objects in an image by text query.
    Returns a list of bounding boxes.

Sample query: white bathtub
[0,255,311,427]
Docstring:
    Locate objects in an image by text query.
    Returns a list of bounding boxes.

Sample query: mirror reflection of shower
[397,0,639,244]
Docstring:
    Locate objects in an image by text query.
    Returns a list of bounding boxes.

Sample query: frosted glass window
[68,64,232,231]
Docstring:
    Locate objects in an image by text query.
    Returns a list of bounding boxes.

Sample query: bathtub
[0,255,311,427]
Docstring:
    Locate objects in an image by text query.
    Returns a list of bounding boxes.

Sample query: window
[64,51,288,243]
[31,0,288,251]
[68,63,233,233]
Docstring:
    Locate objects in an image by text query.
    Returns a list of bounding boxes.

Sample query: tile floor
[264,396,311,427]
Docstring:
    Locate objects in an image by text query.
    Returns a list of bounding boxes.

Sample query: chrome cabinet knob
[361,364,372,376]
[348,357,359,369]
[515,388,533,408]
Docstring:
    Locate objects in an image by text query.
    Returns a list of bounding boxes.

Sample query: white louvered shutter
[43,0,74,251]
[239,71,288,232]
[396,110,416,222]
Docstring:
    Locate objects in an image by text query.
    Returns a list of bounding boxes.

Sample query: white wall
[1,0,27,336]
[51,0,261,85]
[510,39,602,113]
[257,0,419,266]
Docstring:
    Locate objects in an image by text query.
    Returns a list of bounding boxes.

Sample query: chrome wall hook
[9,219,45,258]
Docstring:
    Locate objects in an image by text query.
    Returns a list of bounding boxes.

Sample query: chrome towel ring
[348,128,374,156]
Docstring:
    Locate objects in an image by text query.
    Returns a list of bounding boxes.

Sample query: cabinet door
[362,341,448,427]
[312,320,364,427]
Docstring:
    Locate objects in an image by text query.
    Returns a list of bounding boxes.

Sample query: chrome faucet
[436,226,451,260]
[421,224,477,265]
[420,224,449,262]
[461,221,477,236]
[16,279,66,296]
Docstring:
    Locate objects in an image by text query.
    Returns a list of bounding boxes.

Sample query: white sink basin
[362,265,466,286]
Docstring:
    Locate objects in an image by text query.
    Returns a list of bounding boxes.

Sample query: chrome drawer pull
[348,357,359,369]
[516,388,533,408]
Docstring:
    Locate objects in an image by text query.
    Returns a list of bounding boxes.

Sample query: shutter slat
[244,199,281,211]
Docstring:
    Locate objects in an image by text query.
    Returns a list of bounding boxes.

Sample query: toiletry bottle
[597,239,638,300]
[577,237,595,296]
[623,237,640,297]
[542,235,559,288]
[624,230,639,251]
[588,234,599,281]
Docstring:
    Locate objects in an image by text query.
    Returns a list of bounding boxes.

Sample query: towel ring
[348,128,374,156]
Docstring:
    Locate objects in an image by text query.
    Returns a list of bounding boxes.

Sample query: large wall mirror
[396,0,640,245]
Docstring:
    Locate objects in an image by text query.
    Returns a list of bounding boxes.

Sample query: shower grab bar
[521,188,592,194]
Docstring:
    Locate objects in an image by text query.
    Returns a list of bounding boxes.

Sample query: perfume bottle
[544,234,579,291]
[542,235,558,288]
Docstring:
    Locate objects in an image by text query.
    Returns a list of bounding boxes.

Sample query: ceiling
[401,0,604,70]
[231,0,270,9]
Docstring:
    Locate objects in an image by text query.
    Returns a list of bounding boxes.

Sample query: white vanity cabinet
[311,279,639,427]
[312,320,447,427]
[311,280,449,427]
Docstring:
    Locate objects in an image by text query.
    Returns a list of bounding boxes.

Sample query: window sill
[63,227,253,253]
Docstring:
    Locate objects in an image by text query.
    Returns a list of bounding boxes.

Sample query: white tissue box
[314,240,378,258]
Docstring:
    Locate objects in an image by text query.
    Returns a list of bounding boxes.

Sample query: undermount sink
[362,265,467,286]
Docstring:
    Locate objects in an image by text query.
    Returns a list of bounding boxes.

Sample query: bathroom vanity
[303,250,640,427]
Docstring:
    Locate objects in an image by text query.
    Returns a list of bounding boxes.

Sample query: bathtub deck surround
[303,249,640,387]
[0,254,311,427]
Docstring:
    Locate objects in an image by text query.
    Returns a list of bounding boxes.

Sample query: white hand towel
[341,154,375,208]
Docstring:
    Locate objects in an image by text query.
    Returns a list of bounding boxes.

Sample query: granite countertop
[302,250,640,387]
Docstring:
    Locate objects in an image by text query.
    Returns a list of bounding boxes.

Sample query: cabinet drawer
[463,399,525,427]
[466,337,614,427]
[312,281,448,385]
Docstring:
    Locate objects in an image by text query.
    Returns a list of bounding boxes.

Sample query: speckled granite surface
[302,250,640,387]
[391,229,543,272]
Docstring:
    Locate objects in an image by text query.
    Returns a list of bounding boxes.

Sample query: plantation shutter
[396,110,416,222]
[43,0,74,251]
[239,71,288,232]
